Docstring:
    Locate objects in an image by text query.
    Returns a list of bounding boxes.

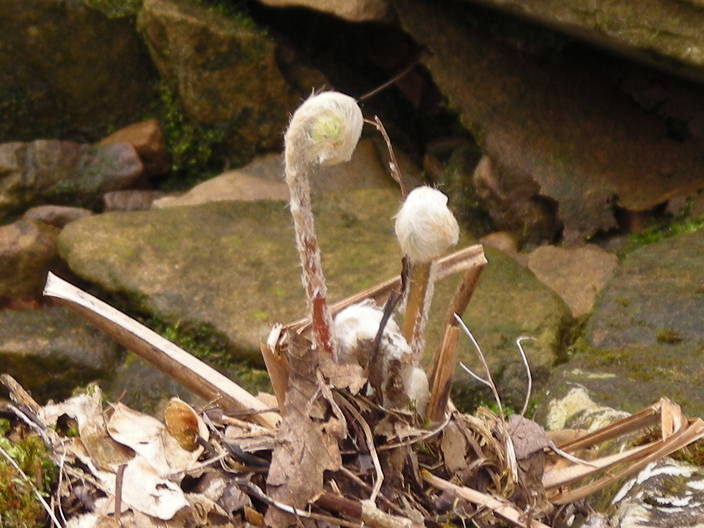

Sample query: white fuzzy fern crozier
[395,186,459,359]
[284,91,363,355]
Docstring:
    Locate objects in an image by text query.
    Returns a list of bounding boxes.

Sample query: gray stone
[542,229,704,418]
[0,219,58,298]
[152,138,399,208]
[0,140,143,218]
[257,0,390,22]
[395,0,704,242]
[527,244,618,318]
[103,190,166,212]
[100,119,169,176]
[0,0,153,142]
[0,305,122,401]
[137,0,299,159]
[23,205,93,228]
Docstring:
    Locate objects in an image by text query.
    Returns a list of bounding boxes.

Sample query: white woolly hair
[402,366,430,411]
[394,186,460,263]
[333,300,401,359]
[284,91,363,169]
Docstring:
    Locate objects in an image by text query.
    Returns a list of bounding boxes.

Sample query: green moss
[193,0,260,31]
[147,82,228,190]
[81,0,142,18]
[0,423,56,528]
[620,206,704,256]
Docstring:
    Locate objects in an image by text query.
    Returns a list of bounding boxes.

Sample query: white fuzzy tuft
[285,91,363,171]
[402,366,430,411]
[333,300,401,363]
[394,186,459,263]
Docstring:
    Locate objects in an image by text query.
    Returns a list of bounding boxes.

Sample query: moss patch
[0,420,56,528]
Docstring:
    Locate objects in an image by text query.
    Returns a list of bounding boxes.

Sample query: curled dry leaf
[164,397,208,451]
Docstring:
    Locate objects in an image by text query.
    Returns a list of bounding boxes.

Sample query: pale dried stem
[401,261,432,361]
[423,471,551,528]
[426,326,460,422]
[43,273,280,429]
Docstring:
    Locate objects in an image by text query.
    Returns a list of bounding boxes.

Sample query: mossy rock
[540,229,704,418]
[138,0,299,164]
[0,0,154,142]
[59,187,570,411]
[0,306,122,402]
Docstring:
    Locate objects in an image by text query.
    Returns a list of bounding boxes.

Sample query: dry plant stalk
[43,272,280,429]
[425,325,459,422]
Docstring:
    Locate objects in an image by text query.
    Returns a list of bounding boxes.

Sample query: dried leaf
[265,334,345,526]
[120,456,188,519]
[441,421,468,474]
[507,414,551,460]
[164,397,207,451]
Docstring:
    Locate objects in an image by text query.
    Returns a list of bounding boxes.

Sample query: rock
[479,231,524,265]
[152,138,398,208]
[154,172,290,208]
[527,245,618,318]
[473,155,560,245]
[256,0,390,22]
[611,458,704,528]
[429,247,571,410]
[540,385,629,433]
[23,205,93,228]
[0,219,59,298]
[100,120,169,176]
[138,0,298,159]
[0,140,143,218]
[395,0,704,241]
[0,305,121,401]
[58,188,568,411]
[543,229,704,417]
[456,0,704,80]
[0,0,153,142]
[103,190,166,212]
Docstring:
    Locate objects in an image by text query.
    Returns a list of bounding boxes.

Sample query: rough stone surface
[395,0,704,241]
[528,244,618,317]
[0,306,122,401]
[23,205,93,228]
[138,0,298,157]
[152,138,398,208]
[103,190,166,212]
[257,0,390,22]
[100,119,169,176]
[0,140,143,219]
[542,229,704,418]
[473,155,560,245]
[0,0,154,142]
[0,219,59,298]
[458,0,704,80]
[58,188,568,410]
[611,459,704,528]
[154,172,290,208]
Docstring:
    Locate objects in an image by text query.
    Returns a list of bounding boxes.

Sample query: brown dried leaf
[507,414,551,460]
[441,421,468,474]
[265,334,345,526]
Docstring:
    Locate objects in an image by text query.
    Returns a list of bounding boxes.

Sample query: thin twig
[339,466,406,516]
[337,394,384,503]
[515,336,535,417]
[378,411,452,451]
[459,362,492,388]
[0,444,64,528]
[357,58,420,102]
[234,478,363,528]
[454,314,504,418]
[163,452,228,479]
[363,116,407,198]
[114,463,126,525]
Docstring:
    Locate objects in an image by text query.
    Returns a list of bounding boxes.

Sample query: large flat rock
[59,187,570,410]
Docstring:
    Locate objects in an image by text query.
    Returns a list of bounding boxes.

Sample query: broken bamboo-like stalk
[43,273,280,429]
[425,251,486,421]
